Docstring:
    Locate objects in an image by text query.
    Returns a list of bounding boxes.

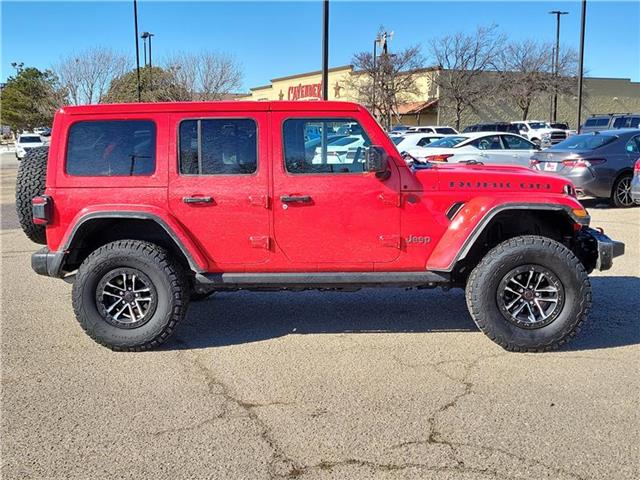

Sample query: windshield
[19,136,41,143]
[425,136,468,148]
[550,134,617,150]
[528,122,547,129]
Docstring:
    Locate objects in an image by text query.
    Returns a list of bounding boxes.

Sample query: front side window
[283,118,371,174]
[502,135,534,150]
[66,120,155,176]
[417,136,440,147]
[179,119,257,175]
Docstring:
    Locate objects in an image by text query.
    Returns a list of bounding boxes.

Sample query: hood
[413,162,574,195]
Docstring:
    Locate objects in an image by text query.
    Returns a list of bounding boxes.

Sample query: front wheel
[465,235,591,352]
[72,240,189,351]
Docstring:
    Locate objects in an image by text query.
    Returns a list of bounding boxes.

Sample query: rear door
[501,134,538,166]
[469,135,514,164]
[168,112,270,267]
[271,113,401,265]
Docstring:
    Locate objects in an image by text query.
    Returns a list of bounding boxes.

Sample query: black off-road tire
[610,173,634,208]
[72,240,189,351]
[15,146,49,244]
[465,235,592,352]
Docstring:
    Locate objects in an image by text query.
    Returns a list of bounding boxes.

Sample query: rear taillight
[562,158,606,168]
[530,159,540,168]
[425,154,453,162]
[32,195,52,225]
[634,158,640,173]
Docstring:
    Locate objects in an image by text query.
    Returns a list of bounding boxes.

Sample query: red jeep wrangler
[16,101,624,352]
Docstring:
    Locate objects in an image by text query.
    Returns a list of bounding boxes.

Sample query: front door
[272,114,401,265]
[168,113,270,267]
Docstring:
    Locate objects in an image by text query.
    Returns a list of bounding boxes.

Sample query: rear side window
[179,119,257,175]
[66,120,156,176]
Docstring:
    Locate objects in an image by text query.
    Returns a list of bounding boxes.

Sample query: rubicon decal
[449,181,553,190]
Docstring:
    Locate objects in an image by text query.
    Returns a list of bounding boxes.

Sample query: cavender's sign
[288,82,323,101]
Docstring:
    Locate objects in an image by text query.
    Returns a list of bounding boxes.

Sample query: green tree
[102,66,190,103]
[1,67,64,132]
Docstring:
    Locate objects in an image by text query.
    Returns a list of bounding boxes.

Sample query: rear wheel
[465,235,591,352]
[72,240,189,351]
[611,173,634,208]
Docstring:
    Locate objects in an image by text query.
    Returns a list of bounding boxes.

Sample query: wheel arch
[60,212,207,275]
[433,204,584,283]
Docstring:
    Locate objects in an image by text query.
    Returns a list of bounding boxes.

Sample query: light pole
[321,0,329,100]
[549,10,568,122]
[576,0,587,133]
[141,32,154,90]
[372,36,380,119]
[133,0,141,102]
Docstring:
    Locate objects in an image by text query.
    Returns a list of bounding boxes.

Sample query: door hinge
[249,236,271,250]
[379,234,401,248]
[249,195,270,209]
[378,193,402,207]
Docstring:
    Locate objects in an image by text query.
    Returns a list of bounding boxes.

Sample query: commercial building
[239,65,640,129]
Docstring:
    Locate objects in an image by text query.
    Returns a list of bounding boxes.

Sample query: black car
[463,123,521,134]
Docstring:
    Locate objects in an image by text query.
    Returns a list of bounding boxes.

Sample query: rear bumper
[31,247,65,278]
[584,227,625,271]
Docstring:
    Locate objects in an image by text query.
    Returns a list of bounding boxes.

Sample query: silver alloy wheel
[96,268,157,328]
[497,265,565,329]
[615,176,633,207]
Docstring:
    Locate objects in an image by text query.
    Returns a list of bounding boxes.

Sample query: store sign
[288,82,323,101]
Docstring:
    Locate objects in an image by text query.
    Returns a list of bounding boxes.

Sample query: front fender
[426,196,588,271]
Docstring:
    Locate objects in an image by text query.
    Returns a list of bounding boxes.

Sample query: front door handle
[281,195,312,204]
[183,196,213,204]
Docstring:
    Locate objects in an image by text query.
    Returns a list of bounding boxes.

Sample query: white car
[407,125,459,135]
[313,135,367,164]
[394,133,444,153]
[406,132,539,167]
[511,121,567,147]
[15,134,44,160]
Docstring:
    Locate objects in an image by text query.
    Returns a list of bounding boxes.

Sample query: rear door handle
[183,196,213,204]
[281,195,312,204]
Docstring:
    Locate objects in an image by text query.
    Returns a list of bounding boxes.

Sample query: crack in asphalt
[169,340,588,480]
[172,346,303,479]
[388,352,587,480]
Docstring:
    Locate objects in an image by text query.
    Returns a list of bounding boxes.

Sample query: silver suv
[581,114,640,133]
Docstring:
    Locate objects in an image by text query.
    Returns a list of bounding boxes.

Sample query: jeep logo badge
[406,235,431,244]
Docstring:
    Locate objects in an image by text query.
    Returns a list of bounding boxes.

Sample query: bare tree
[54,48,130,105]
[346,40,425,129]
[430,25,505,129]
[498,40,578,120]
[164,51,243,100]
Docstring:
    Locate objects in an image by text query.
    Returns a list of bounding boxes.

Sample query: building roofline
[270,65,354,83]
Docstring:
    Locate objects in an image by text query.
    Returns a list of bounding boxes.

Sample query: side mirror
[365,146,390,179]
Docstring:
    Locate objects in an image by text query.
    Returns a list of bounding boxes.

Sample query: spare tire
[15,146,49,244]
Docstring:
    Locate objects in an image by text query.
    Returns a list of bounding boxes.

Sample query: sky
[2,0,639,90]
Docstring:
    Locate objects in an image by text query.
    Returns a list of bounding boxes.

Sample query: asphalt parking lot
[1,149,638,480]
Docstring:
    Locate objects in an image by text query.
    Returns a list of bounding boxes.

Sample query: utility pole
[549,10,568,122]
[576,0,587,133]
[133,0,141,102]
[321,0,329,100]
